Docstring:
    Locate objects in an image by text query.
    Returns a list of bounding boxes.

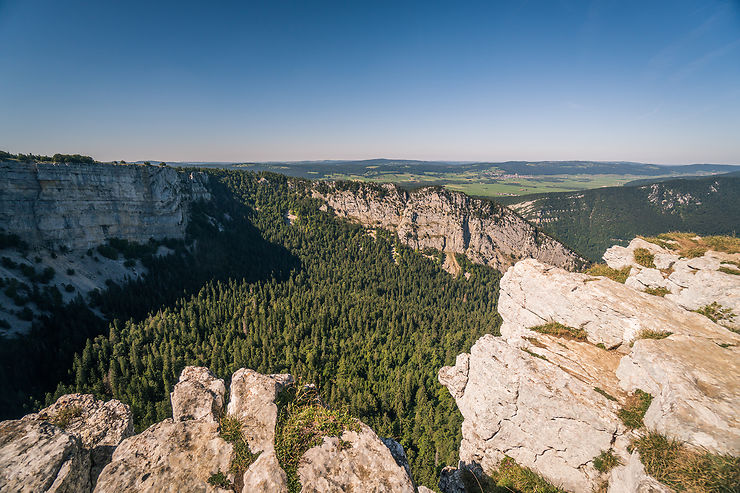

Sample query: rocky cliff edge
[0,367,415,493]
[440,238,739,492]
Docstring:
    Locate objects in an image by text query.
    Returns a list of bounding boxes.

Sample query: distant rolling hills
[501,174,740,261]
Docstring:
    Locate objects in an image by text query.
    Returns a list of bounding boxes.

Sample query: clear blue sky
[1,0,738,163]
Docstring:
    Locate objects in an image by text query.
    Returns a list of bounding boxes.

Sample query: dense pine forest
[32,170,502,488]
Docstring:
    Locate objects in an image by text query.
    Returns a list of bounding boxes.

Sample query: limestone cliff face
[439,240,740,493]
[313,182,586,272]
[0,161,210,250]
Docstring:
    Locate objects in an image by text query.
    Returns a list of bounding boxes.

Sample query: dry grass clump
[618,389,653,429]
[644,286,670,297]
[635,329,672,341]
[275,383,359,493]
[460,456,567,493]
[632,432,740,492]
[584,264,631,283]
[641,233,740,257]
[530,321,588,341]
[719,266,740,276]
[633,248,656,268]
[48,406,83,429]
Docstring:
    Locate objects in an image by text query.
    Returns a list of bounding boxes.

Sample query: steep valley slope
[501,174,740,261]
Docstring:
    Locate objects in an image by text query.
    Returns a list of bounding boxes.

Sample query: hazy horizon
[2,0,739,164]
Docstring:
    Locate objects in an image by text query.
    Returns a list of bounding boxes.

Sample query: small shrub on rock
[585,264,631,283]
[593,449,621,473]
[633,248,656,268]
[530,321,588,341]
[644,286,670,297]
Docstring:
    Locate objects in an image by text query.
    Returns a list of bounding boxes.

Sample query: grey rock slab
[0,419,91,493]
[171,366,226,423]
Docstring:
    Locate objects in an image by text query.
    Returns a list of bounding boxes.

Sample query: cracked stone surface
[603,238,740,331]
[440,334,624,493]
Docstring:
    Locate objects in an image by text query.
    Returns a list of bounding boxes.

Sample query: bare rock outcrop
[91,366,415,493]
[603,237,740,331]
[1,394,132,492]
[313,182,586,272]
[0,161,210,251]
[24,394,134,482]
[440,248,739,492]
[298,423,415,493]
[0,419,91,493]
[171,366,226,423]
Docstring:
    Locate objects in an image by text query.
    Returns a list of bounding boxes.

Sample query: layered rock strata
[0,161,210,250]
[440,246,739,492]
[313,182,585,272]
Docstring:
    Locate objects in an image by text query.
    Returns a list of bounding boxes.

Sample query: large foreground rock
[441,252,739,492]
[93,420,232,493]
[440,334,624,493]
[0,419,91,493]
[24,393,134,482]
[298,423,415,492]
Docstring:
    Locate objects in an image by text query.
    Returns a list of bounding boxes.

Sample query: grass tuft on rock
[694,302,736,325]
[633,431,740,492]
[593,449,621,473]
[207,471,233,489]
[618,389,653,429]
[530,321,588,342]
[641,233,740,257]
[633,248,656,268]
[644,286,670,297]
[461,457,567,493]
[275,383,360,493]
[635,329,672,341]
[718,266,740,276]
[593,387,617,402]
[584,264,631,283]
[218,414,260,488]
[48,406,83,429]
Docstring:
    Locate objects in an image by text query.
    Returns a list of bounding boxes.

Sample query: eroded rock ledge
[312,182,586,272]
[0,367,415,493]
[440,241,739,492]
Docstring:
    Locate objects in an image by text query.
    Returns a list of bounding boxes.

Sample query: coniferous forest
[7,170,503,488]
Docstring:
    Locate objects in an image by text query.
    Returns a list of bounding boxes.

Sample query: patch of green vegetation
[618,390,653,429]
[718,266,740,276]
[275,384,360,493]
[521,347,548,361]
[596,343,606,349]
[460,456,568,493]
[49,406,83,429]
[219,415,260,481]
[593,449,621,473]
[644,286,670,297]
[633,248,656,268]
[530,321,588,341]
[207,471,233,489]
[633,431,740,492]
[585,264,631,283]
[635,329,672,341]
[593,387,617,402]
[694,302,736,324]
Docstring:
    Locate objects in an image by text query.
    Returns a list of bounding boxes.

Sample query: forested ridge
[501,175,740,261]
[48,170,503,488]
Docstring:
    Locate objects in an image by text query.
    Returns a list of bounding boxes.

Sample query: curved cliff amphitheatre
[0,157,739,492]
